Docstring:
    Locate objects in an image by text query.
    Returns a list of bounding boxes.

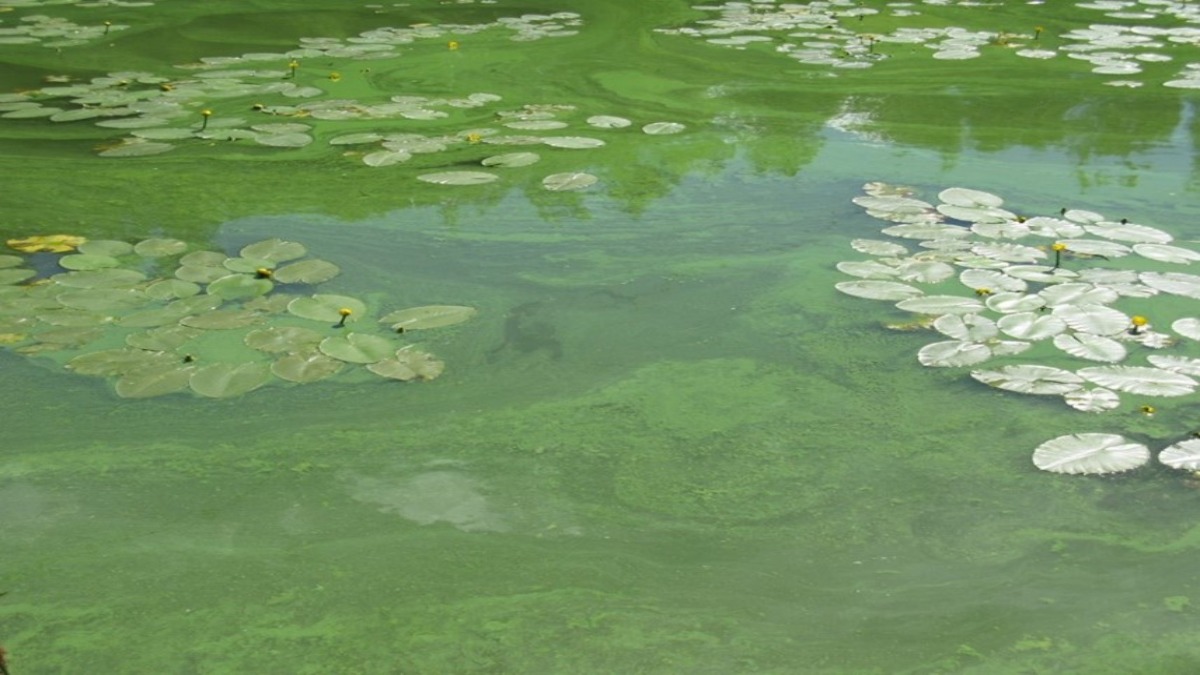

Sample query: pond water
[4,0,1200,672]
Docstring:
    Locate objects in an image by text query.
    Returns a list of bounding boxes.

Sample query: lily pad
[971,364,1084,395]
[114,364,196,398]
[1053,332,1127,362]
[481,152,540,168]
[542,172,598,191]
[368,347,444,381]
[244,326,323,353]
[207,274,273,300]
[288,294,367,323]
[835,280,922,301]
[1063,387,1121,412]
[189,362,272,398]
[1159,439,1200,471]
[273,259,340,284]
[134,238,188,257]
[318,332,396,363]
[271,351,345,383]
[917,340,991,367]
[180,309,262,330]
[1032,433,1150,475]
[1077,365,1197,396]
[379,305,477,331]
[895,295,984,315]
[417,171,499,185]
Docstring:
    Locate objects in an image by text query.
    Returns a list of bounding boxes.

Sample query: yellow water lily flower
[448,40,460,50]
[7,234,87,253]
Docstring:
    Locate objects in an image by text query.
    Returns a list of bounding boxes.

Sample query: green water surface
[3,0,1200,672]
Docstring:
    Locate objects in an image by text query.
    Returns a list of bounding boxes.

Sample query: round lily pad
[273,259,340,284]
[0,268,35,285]
[417,171,499,185]
[58,254,120,271]
[76,240,134,257]
[641,122,685,135]
[379,305,477,330]
[244,326,323,353]
[542,172,598,191]
[52,268,146,289]
[272,351,344,383]
[481,152,540,168]
[288,294,367,322]
[134,238,188,257]
[115,364,195,398]
[368,347,444,380]
[67,348,176,376]
[180,309,262,330]
[240,238,307,263]
[207,274,273,300]
[189,362,272,398]
[318,333,395,363]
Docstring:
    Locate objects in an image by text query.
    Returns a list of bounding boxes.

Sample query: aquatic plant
[659,0,1200,88]
[0,236,475,398]
[837,181,1200,476]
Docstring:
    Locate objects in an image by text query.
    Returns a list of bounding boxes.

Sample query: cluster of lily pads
[0,234,476,398]
[0,9,686,189]
[836,181,1200,477]
[0,13,130,48]
[660,0,1200,87]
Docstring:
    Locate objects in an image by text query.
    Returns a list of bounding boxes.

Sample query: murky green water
[4,0,1200,672]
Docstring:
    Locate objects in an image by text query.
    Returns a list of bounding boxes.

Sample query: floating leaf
[542,172,598,191]
[1146,355,1200,376]
[587,115,632,128]
[272,351,344,383]
[1077,365,1197,396]
[318,332,395,363]
[189,362,272,398]
[273,259,340,284]
[239,238,307,263]
[835,280,922,301]
[1064,387,1121,412]
[542,136,605,148]
[917,340,991,367]
[144,279,201,300]
[0,268,35,285]
[369,346,444,381]
[933,314,997,342]
[481,152,540,168]
[1053,333,1127,362]
[207,274,273,300]
[1140,272,1200,299]
[938,187,1004,208]
[244,326,323,353]
[180,309,262,330]
[1051,304,1129,335]
[417,171,499,185]
[67,348,175,376]
[57,288,148,312]
[895,295,984,315]
[1171,318,1200,340]
[1032,433,1150,475]
[379,305,477,331]
[288,294,367,323]
[126,324,203,352]
[1084,221,1173,244]
[641,122,685,135]
[985,292,1045,314]
[1132,243,1200,264]
[971,364,1084,395]
[1159,439,1200,471]
[1039,283,1119,307]
[58,254,119,271]
[850,239,907,257]
[114,364,195,398]
[134,238,187,257]
[894,260,955,284]
[53,268,147,289]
